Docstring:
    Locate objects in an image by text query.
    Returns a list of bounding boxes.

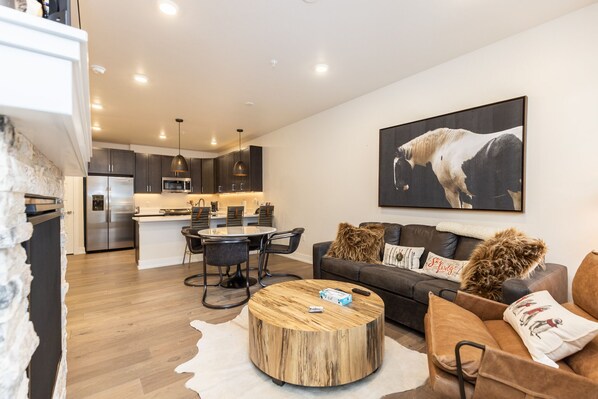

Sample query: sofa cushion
[359,265,432,298]
[320,256,368,281]
[359,222,401,246]
[399,225,458,267]
[563,302,598,382]
[427,294,499,381]
[326,222,385,264]
[453,236,482,260]
[413,278,460,305]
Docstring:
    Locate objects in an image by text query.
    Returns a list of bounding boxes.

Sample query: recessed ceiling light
[270,59,278,68]
[134,74,149,84]
[91,64,106,74]
[92,126,102,132]
[211,138,217,145]
[314,63,329,73]
[159,134,167,140]
[91,103,103,110]
[245,101,254,106]
[158,0,178,15]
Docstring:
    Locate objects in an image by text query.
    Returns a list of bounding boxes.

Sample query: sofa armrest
[312,241,332,279]
[474,345,598,399]
[454,291,508,321]
[502,263,568,304]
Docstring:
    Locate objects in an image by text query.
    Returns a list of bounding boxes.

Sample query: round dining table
[197,226,276,288]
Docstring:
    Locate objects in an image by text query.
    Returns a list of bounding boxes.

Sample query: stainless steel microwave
[162,177,191,193]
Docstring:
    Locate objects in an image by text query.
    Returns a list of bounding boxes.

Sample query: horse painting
[393,127,523,210]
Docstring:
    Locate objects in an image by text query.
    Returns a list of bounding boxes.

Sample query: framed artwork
[378,96,526,211]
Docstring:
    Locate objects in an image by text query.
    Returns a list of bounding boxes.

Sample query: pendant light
[232,128,248,176]
[171,118,189,173]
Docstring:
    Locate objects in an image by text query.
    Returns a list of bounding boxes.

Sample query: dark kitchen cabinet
[201,158,216,194]
[161,155,190,178]
[189,158,202,194]
[135,153,162,193]
[215,146,262,193]
[89,148,135,176]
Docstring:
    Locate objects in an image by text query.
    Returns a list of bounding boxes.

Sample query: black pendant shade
[232,128,248,177]
[171,118,189,173]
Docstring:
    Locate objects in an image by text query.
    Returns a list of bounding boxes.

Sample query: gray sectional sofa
[312,223,568,333]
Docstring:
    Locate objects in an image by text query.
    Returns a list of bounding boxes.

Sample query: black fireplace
[22,195,63,399]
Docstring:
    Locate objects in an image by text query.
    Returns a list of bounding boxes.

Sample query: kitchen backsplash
[134,192,266,212]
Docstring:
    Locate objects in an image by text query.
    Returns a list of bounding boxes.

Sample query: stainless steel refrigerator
[85,176,134,251]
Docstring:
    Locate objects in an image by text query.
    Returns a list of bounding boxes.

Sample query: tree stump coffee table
[248,279,385,387]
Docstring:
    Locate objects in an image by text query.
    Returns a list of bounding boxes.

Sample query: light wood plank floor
[66,250,439,398]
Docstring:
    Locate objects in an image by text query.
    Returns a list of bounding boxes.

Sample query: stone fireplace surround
[0,116,67,399]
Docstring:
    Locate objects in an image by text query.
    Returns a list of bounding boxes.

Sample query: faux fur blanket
[460,228,547,301]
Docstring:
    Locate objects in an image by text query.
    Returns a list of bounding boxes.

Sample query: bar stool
[202,238,251,309]
[226,206,244,226]
[182,207,210,265]
[249,205,274,251]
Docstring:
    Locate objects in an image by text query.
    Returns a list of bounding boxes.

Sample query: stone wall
[0,116,67,399]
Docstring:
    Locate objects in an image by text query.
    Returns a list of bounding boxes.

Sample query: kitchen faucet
[197,198,205,208]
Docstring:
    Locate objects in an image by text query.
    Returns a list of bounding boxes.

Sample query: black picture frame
[378,96,526,212]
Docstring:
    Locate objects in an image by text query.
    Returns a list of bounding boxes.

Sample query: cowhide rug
[176,306,429,399]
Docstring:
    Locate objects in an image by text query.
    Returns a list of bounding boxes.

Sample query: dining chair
[257,227,304,287]
[226,206,244,227]
[181,206,210,265]
[202,238,251,309]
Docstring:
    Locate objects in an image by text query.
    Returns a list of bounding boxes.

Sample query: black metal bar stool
[202,238,251,309]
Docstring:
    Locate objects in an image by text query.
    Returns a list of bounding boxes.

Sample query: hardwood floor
[65,250,436,398]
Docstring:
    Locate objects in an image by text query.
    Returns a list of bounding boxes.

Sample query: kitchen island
[132,213,259,269]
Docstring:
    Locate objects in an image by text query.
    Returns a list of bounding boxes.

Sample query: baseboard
[137,255,199,270]
[278,252,312,264]
[74,246,86,255]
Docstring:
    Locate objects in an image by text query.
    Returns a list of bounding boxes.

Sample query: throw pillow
[460,228,547,301]
[326,222,384,264]
[382,243,425,269]
[504,291,598,368]
[421,252,468,282]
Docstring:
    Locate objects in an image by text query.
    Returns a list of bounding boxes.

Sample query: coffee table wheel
[272,378,285,386]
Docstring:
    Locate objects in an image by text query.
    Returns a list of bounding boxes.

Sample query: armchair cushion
[504,291,598,368]
[563,302,598,382]
[427,294,499,381]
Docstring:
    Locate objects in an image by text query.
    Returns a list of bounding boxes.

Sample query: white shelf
[0,6,91,176]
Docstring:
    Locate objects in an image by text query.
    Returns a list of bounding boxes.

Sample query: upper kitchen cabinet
[240,146,263,192]
[189,158,202,194]
[161,155,190,178]
[88,148,135,176]
[216,146,263,193]
[201,158,216,194]
[135,153,162,193]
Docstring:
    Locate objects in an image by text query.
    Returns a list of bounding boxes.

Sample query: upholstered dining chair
[201,238,251,309]
[181,207,210,265]
[226,206,244,227]
[257,227,304,287]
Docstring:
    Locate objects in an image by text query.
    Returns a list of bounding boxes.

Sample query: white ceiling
[77,0,596,152]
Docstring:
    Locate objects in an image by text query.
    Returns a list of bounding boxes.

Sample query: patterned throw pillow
[420,252,467,282]
[504,291,598,368]
[383,243,425,269]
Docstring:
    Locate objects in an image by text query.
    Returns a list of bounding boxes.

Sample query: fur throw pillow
[326,222,385,264]
[460,228,547,301]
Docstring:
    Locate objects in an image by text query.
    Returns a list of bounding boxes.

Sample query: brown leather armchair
[425,252,598,399]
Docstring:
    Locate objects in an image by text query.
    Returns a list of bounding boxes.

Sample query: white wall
[250,4,598,281]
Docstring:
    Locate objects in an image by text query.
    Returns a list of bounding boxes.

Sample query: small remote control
[352,288,371,296]
[308,306,324,313]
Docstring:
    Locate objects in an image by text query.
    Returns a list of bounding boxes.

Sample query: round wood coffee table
[248,279,385,387]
